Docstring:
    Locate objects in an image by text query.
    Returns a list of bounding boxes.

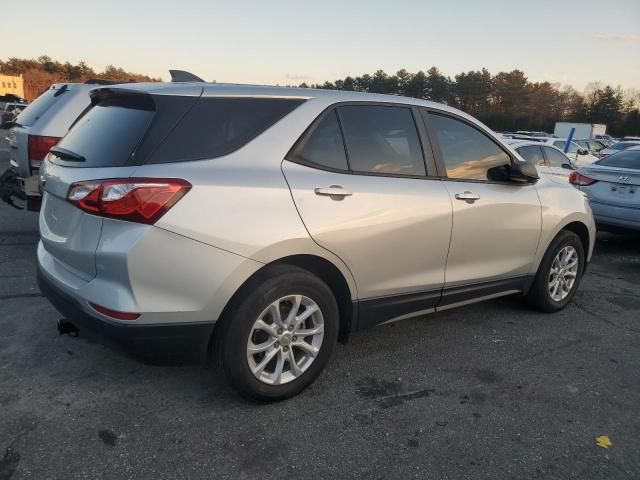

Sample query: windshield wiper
[49,146,86,162]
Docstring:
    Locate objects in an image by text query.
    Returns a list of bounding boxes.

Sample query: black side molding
[438,276,533,309]
[353,275,534,332]
[356,289,441,331]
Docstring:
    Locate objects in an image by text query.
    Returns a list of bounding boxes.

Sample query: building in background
[0,74,25,98]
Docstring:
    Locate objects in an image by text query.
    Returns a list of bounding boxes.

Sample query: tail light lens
[597,153,608,159]
[28,135,61,171]
[89,302,140,321]
[569,171,597,186]
[67,178,191,224]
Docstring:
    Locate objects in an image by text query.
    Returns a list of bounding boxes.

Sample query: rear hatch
[39,89,169,281]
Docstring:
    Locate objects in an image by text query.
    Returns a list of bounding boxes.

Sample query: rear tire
[215,265,339,402]
[525,230,585,313]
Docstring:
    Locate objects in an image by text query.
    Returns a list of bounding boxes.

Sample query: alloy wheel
[548,245,579,302]
[247,295,324,385]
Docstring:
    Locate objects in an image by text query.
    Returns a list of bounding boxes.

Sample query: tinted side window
[338,105,425,176]
[148,97,305,164]
[517,145,545,166]
[542,146,569,167]
[290,110,348,170]
[428,113,510,181]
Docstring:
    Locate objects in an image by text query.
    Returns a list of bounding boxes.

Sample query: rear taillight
[597,153,608,159]
[28,135,60,171]
[67,178,191,224]
[569,171,597,186]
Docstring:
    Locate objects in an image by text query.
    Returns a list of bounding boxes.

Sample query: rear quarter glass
[49,95,305,168]
[145,97,306,164]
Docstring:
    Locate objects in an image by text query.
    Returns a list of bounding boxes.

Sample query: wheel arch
[562,221,590,257]
[210,253,357,355]
[531,217,593,276]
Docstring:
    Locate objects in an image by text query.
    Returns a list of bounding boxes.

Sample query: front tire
[216,265,339,401]
[526,230,585,312]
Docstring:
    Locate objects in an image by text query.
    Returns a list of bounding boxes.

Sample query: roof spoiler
[170,70,205,83]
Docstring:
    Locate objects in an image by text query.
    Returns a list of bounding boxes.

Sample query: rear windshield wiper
[53,85,68,97]
[49,146,86,162]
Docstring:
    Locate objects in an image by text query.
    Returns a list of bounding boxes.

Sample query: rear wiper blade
[53,85,69,97]
[49,146,86,162]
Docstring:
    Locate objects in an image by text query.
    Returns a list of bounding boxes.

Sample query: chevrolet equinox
[37,83,595,401]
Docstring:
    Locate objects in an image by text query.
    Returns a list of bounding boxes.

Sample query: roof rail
[170,70,205,82]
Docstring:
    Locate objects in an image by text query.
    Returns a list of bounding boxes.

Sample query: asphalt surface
[1,129,639,479]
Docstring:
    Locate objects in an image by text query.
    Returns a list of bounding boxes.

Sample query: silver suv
[37,83,595,401]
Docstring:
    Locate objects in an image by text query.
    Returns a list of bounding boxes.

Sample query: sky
[2,0,639,91]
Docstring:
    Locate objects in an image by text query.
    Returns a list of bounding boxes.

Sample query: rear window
[596,150,640,169]
[15,87,62,126]
[52,95,155,168]
[146,97,305,164]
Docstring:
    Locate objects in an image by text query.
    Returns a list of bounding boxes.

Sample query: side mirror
[487,162,539,184]
[561,163,575,170]
[510,161,539,183]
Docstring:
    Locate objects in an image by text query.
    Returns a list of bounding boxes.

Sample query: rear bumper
[37,265,215,363]
[591,201,640,231]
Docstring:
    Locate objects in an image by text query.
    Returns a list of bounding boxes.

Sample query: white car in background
[539,138,597,167]
[504,139,576,180]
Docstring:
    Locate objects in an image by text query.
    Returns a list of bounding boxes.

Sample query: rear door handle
[455,191,480,202]
[314,185,353,198]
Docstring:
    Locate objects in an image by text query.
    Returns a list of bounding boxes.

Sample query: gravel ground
[1,129,639,479]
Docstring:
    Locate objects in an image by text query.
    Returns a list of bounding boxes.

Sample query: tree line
[0,56,160,102]
[2,57,638,137]
[300,67,640,137]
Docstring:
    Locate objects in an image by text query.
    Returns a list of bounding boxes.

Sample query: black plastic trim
[356,289,441,331]
[353,275,534,331]
[438,276,533,308]
[37,266,215,363]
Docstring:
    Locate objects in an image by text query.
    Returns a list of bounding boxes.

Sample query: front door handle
[455,191,480,202]
[314,185,353,198]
